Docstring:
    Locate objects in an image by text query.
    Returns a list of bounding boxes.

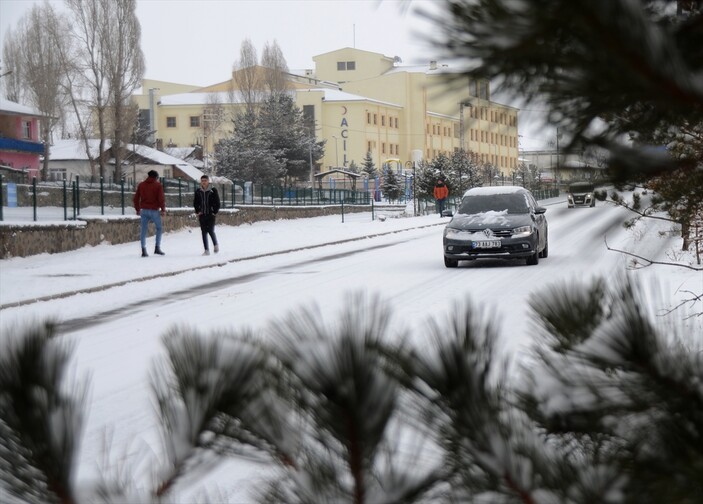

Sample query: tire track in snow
[1,222,445,310]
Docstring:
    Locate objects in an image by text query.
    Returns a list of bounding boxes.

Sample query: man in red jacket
[133,170,166,257]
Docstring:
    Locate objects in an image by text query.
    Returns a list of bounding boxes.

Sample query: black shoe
[154,247,165,255]
[141,248,148,257]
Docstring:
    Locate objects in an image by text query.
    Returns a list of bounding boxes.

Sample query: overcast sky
[0,0,553,148]
[0,0,443,87]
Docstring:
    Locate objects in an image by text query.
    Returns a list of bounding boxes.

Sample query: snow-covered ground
[1,195,700,501]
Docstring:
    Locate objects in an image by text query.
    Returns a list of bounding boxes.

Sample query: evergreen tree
[4,283,701,502]
[447,149,482,195]
[361,151,377,178]
[347,160,360,174]
[215,110,284,184]
[380,166,402,202]
[258,94,323,183]
[215,95,323,185]
[414,160,441,199]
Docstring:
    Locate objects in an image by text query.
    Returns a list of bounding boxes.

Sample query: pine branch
[604,236,703,271]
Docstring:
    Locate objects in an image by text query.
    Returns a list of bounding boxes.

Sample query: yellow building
[133,48,519,180]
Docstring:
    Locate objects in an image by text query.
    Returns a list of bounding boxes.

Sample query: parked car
[567,181,596,207]
[442,186,548,268]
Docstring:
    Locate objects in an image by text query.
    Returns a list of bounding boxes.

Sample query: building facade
[0,97,45,180]
[133,48,519,181]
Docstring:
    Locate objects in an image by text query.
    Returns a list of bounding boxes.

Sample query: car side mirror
[535,206,546,214]
[441,209,453,217]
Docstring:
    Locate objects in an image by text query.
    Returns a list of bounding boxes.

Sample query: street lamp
[405,160,416,216]
[459,101,472,152]
[555,127,562,190]
[148,88,160,146]
[332,135,339,167]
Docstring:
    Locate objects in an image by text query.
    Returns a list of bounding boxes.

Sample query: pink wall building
[0,97,45,180]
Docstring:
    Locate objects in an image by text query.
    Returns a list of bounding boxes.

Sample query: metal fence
[0,175,373,222]
[0,174,559,222]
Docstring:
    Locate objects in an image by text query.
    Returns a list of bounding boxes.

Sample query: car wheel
[444,256,458,268]
[540,239,549,258]
[526,249,539,265]
[590,201,596,207]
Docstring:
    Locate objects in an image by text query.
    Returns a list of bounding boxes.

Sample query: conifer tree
[361,151,377,178]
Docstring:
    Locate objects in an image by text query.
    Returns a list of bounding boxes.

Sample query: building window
[167,117,177,128]
[337,61,356,71]
[373,114,377,125]
[367,141,372,152]
[22,121,31,139]
[381,115,385,126]
[49,167,66,181]
[190,116,201,128]
[394,117,398,128]
[303,105,315,132]
[382,143,386,154]
[367,112,371,124]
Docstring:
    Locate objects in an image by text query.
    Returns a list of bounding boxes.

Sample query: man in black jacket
[193,175,220,255]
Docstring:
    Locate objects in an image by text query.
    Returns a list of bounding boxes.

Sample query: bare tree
[1,34,23,103]
[11,3,70,180]
[261,39,290,98]
[202,92,225,175]
[65,0,110,180]
[102,0,144,181]
[233,38,262,114]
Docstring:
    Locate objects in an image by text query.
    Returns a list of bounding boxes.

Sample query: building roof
[50,139,112,160]
[49,140,204,178]
[159,87,400,108]
[0,97,45,117]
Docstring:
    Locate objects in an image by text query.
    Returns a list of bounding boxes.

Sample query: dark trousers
[437,198,446,215]
[199,214,218,250]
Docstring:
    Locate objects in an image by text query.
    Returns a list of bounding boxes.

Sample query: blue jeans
[437,198,446,215]
[140,209,162,249]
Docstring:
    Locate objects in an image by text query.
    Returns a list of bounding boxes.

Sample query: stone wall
[0,204,390,258]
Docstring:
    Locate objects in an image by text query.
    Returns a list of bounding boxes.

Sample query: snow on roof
[160,91,244,106]
[159,88,399,108]
[50,139,112,160]
[0,97,45,117]
[315,88,401,108]
[463,186,526,197]
[163,146,197,159]
[128,143,204,179]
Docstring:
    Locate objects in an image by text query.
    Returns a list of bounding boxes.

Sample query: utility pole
[459,101,472,152]
[556,127,562,190]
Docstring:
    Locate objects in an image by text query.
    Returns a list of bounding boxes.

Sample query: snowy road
[1,197,698,501]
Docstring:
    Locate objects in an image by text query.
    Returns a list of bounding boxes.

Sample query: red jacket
[433,183,449,200]
[133,177,165,212]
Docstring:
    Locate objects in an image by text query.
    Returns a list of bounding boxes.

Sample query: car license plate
[472,240,501,249]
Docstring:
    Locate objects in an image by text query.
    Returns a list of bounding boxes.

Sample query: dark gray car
[442,186,548,267]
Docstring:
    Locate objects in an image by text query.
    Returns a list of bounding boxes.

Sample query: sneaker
[154,247,165,256]
[214,244,219,253]
[203,250,210,256]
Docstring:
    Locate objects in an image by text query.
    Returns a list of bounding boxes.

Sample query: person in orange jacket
[433,178,449,215]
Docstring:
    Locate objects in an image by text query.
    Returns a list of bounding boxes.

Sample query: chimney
[429,60,437,70]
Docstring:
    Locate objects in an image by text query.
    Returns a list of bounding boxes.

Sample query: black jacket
[194,187,220,215]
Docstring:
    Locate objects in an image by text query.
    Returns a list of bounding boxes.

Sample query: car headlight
[444,228,460,240]
[444,228,470,240]
[511,225,533,237]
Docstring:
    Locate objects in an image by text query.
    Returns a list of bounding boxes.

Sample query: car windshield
[458,193,529,215]
[569,183,594,193]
